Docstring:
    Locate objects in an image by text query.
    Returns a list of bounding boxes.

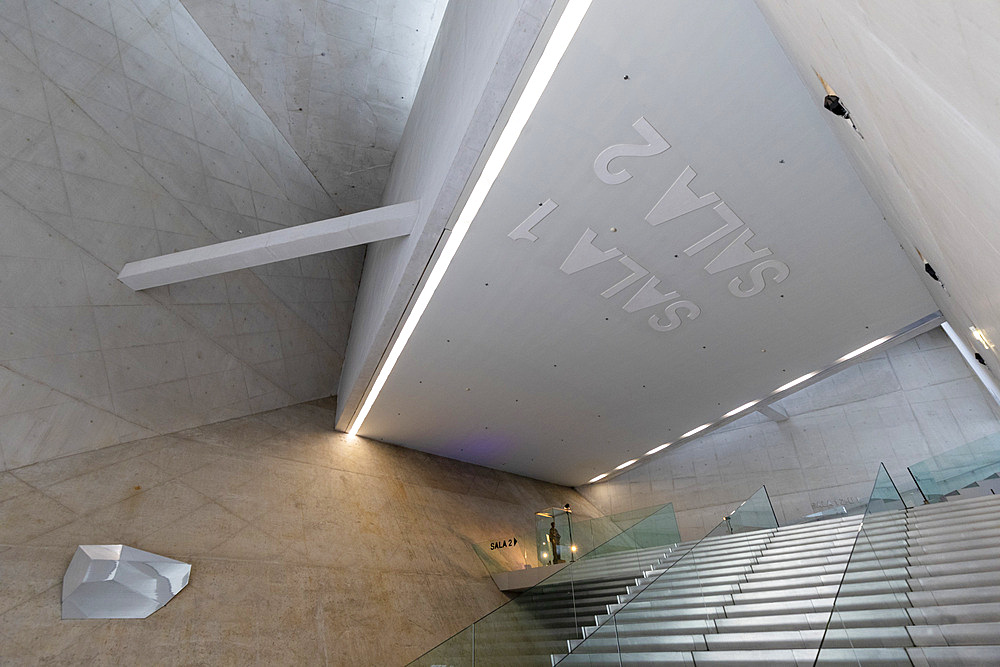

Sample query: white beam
[118,200,419,290]
[756,404,788,422]
[942,321,1000,407]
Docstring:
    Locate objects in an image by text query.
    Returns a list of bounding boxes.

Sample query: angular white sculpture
[62,545,191,619]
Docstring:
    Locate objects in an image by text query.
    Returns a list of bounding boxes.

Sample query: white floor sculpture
[62,545,191,619]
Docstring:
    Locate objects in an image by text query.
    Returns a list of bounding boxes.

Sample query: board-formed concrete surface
[0,0,388,470]
[0,400,597,664]
[180,0,450,214]
[754,0,1000,386]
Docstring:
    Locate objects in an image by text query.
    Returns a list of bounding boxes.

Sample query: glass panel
[908,431,1000,503]
[558,488,779,665]
[537,507,574,565]
[407,503,682,667]
[583,504,681,560]
[408,625,473,667]
[566,513,626,559]
[814,463,911,665]
[471,505,679,579]
[727,485,779,533]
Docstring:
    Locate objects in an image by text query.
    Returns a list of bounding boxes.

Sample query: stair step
[444,494,1000,667]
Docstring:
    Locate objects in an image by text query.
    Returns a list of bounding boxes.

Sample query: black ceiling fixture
[814,70,863,138]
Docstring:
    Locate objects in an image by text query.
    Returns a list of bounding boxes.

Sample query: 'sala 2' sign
[509,116,789,332]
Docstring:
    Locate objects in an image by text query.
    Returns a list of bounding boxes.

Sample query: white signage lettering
[728,259,790,297]
[649,300,701,332]
[593,116,671,185]
[646,166,720,226]
[560,228,622,274]
[704,228,773,275]
[601,256,649,298]
[508,115,790,333]
[623,277,680,313]
[508,199,558,242]
[684,202,745,257]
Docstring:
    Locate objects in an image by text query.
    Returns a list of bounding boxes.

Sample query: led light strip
[588,333,899,484]
[348,0,595,436]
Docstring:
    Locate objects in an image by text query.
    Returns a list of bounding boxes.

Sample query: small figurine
[549,521,564,564]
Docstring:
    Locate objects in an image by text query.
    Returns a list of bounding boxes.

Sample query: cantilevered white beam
[756,404,789,422]
[118,200,419,290]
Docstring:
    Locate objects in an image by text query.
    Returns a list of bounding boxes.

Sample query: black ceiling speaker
[824,94,850,118]
[815,70,863,138]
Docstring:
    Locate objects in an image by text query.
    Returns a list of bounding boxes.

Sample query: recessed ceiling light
[682,423,711,438]
[836,335,891,363]
[588,473,608,483]
[645,443,671,456]
[723,400,759,418]
[774,371,819,394]
[347,0,594,436]
[970,327,991,348]
[615,459,637,470]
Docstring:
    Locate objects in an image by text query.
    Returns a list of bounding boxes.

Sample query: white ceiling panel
[356,0,937,486]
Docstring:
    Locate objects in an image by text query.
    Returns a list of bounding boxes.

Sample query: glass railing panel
[407,502,683,666]
[470,505,679,579]
[557,489,779,665]
[556,619,622,666]
[814,462,911,665]
[565,515,620,560]
[409,625,473,667]
[908,431,1000,503]
[727,485,779,533]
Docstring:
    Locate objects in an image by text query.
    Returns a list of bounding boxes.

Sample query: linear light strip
[348,1,594,436]
[644,443,671,456]
[588,333,900,484]
[723,400,759,418]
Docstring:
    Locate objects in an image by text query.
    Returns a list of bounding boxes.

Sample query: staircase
[942,472,1000,501]
[460,545,689,664]
[557,494,1000,665]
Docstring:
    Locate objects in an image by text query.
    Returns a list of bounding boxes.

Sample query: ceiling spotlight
[588,473,608,483]
[971,327,991,348]
[615,459,637,470]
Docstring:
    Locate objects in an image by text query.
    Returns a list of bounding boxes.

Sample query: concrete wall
[753,0,1000,393]
[578,328,1000,540]
[179,0,449,213]
[0,0,362,470]
[0,400,597,664]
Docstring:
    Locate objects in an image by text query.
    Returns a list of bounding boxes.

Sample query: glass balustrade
[908,431,1000,503]
[470,505,677,579]
[814,462,911,665]
[557,487,780,665]
[420,465,925,667]
[408,502,682,667]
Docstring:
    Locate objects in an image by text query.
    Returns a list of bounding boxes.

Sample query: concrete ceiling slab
[355,0,937,486]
